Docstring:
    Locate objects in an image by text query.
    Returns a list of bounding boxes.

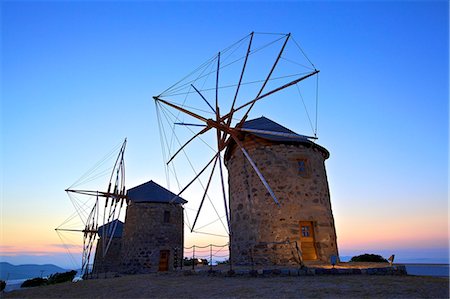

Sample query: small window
[163,211,170,223]
[298,159,308,177]
[301,225,310,237]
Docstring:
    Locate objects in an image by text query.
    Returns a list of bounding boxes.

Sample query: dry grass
[3,273,449,299]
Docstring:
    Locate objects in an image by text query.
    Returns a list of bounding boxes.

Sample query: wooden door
[299,221,318,260]
[158,250,170,271]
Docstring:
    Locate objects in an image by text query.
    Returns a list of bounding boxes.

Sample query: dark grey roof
[126,180,187,204]
[242,116,312,142]
[97,219,124,238]
[225,116,329,159]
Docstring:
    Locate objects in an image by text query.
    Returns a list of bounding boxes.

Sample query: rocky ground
[3,272,449,298]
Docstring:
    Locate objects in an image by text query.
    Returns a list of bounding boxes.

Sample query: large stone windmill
[154,32,338,265]
[224,116,338,265]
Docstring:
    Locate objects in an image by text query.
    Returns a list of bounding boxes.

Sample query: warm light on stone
[225,118,339,265]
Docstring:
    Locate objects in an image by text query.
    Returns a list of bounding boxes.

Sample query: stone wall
[120,202,184,274]
[225,135,338,265]
[92,237,122,274]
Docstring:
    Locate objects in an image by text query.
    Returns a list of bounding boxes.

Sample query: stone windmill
[224,116,338,265]
[154,32,338,265]
[121,180,187,273]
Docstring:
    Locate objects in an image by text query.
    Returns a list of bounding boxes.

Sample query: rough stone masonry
[120,201,184,274]
[225,117,339,266]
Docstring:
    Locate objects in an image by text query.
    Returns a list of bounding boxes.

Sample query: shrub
[350,254,388,263]
[0,280,6,292]
[217,259,229,265]
[183,258,209,266]
[21,277,48,288]
[47,270,77,284]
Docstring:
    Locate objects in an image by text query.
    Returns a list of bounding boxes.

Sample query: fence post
[295,241,303,266]
[192,245,195,270]
[229,243,233,272]
[210,244,213,271]
[174,247,178,270]
[181,247,183,270]
[250,247,254,271]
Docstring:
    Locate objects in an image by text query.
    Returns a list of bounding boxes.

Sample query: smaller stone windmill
[121,180,187,273]
[92,220,124,274]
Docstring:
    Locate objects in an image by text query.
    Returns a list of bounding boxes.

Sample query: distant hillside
[0,262,70,280]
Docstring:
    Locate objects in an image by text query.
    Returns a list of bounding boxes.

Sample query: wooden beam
[191,155,219,232]
[191,84,216,113]
[154,96,208,124]
[230,133,280,206]
[237,33,291,126]
[170,152,220,202]
[167,126,212,164]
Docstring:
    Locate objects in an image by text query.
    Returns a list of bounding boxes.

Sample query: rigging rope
[155,102,171,189]
[161,72,312,98]
[159,54,217,97]
[315,72,319,137]
[163,33,251,96]
[157,103,229,235]
[69,141,122,189]
[254,32,287,36]
[160,35,286,97]
[291,36,316,70]
[280,56,314,70]
[194,214,227,231]
[159,103,216,153]
[56,230,80,268]
[57,194,93,229]
[295,83,315,135]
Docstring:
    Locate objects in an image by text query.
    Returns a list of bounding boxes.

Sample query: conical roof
[242,116,312,142]
[97,219,124,238]
[126,180,187,204]
[225,116,329,159]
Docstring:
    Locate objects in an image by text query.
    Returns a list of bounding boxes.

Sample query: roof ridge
[127,180,187,204]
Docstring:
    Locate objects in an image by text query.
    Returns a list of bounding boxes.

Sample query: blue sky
[1,1,448,268]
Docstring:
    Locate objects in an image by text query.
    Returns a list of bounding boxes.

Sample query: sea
[403,264,449,277]
[4,279,27,292]
[4,264,448,292]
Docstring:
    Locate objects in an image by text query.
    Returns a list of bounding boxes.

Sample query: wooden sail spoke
[230,32,254,115]
[221,32,254,146]
[217,155,231,232]
[170,152,220,203]
[174,122,206,127]
[218,70,320,127]
[154,96,209,124]
[65,189,127,200]
[237,33,291,127]
[191,155,219,232]
[167,126,212,164]
[191,84,216,113]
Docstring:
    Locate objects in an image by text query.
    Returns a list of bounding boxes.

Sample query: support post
[192,245,195,270]
[181,247,183,270]
[229,243,233,272]
[210,244,213,271]
[250,247,254,271]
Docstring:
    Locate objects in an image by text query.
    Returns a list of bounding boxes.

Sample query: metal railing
[180,238,303,271]
[182,243,230,271]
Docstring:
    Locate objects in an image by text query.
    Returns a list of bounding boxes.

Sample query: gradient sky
[1,1,448,268]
